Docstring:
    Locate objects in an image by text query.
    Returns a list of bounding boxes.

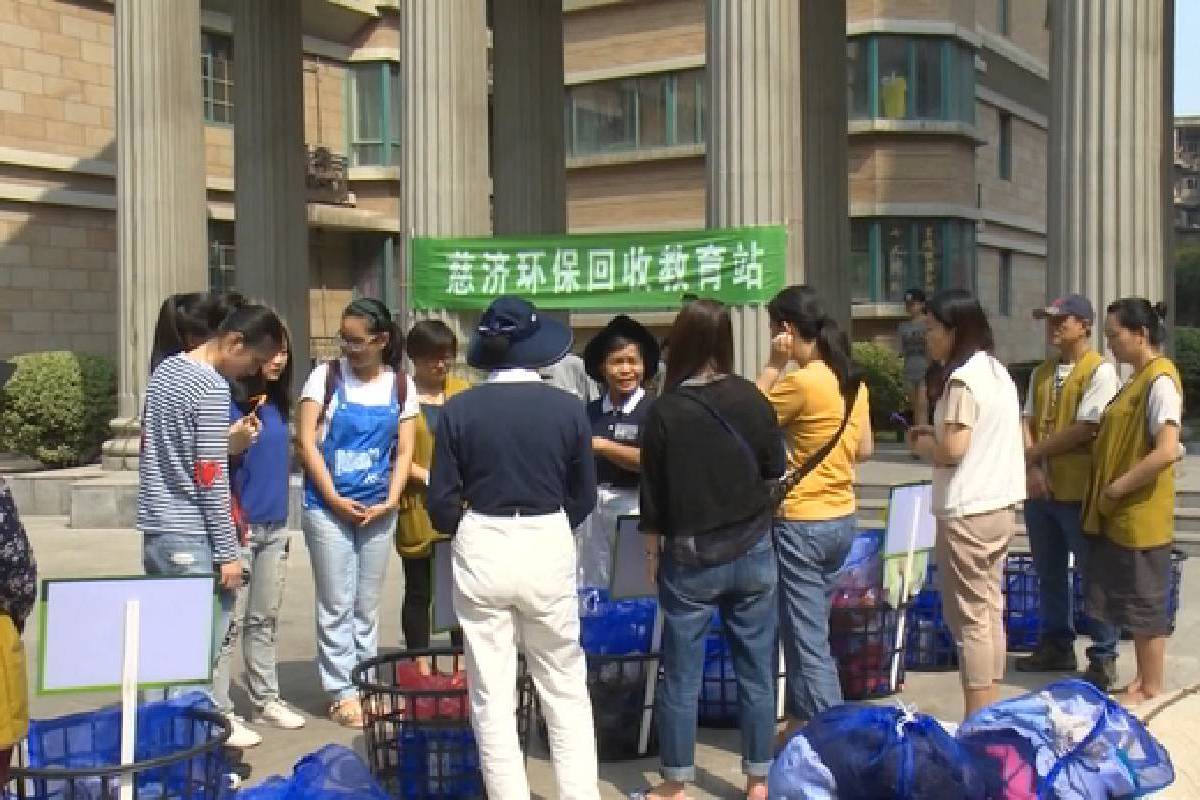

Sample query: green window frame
[998,111,1013,180]
[852,35,975,124]
[850,218,978,303]
[201,33,233,125]
[348,62,401,167]
[565,69,705,157]
[207,222,236,291]
[999,250,1013,316]
[998,0,1011,37]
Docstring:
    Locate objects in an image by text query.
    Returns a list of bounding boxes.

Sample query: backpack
[316,358,409,427]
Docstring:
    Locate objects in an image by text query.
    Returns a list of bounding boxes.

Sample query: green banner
[409,226,787,310]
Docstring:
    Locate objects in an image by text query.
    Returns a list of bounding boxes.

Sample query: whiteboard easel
[883,483,935,690]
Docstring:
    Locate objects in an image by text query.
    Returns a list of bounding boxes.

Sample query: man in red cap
[1018,293,1122,688]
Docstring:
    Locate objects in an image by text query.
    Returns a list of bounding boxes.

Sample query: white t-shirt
[300,358,419,441]
[1147,375,1183,437]
[1022,359,1120,423]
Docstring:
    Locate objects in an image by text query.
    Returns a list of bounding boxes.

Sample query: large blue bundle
[767,730,836,799]
[790,704,987,800]
[958,679,1174,800]
[235,745,388,799]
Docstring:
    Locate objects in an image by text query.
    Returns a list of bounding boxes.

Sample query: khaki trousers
[935,508,1014,689]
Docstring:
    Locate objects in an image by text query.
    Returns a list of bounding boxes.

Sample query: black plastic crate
[904,562,959,672]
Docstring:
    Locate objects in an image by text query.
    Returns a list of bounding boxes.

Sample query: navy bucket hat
[466,296,573,371]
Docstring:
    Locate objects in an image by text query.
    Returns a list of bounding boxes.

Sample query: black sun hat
[582,314,660,385]
[466,296,573,371]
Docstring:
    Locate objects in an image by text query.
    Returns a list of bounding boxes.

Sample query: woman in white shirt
[908,290,1025,718]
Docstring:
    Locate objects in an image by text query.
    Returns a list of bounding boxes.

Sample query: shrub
[0,352,116,468]
[852,341,906,430]
[1175,327,1200,415]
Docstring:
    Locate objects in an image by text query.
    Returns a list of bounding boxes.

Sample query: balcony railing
[1176,147,1200,172]
[306,146,350,205]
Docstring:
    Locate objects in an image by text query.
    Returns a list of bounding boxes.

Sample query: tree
[1176,246,1200,327]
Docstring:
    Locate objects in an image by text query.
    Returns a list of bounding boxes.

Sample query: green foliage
[1177,248,1200,327]
[852,341,906,429]
[0,352,116,468]
[1174,327,1200,415]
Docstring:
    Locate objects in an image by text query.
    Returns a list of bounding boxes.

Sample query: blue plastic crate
[904,562,958,671]
[1003,553,1041,652]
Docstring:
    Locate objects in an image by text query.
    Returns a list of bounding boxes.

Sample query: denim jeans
[142,533,236,680]
[774,515,858,721]
[1025,499,1119,662]
[657,532,778,783]
[302,507,396,702]
[211,524,292,713]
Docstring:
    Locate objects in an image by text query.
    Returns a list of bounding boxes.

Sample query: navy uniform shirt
[587,387,653,488]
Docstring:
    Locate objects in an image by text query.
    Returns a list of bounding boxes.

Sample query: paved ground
[16,515,1200,798]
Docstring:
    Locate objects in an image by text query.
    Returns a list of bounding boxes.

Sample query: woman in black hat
[576,315,659,588]
[428,296,600,800]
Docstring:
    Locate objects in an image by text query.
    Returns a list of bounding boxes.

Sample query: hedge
[852,341,906,430]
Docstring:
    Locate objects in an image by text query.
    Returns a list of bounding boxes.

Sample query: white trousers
[452,510,600,800]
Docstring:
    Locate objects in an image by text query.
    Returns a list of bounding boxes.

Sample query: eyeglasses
[338,335,377,353]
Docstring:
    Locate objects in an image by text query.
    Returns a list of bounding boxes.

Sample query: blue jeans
[1025,499,1119,661]
[302,507,396,702]
[774,515,857,721]
[142,533,236,679]
[212,523,292,713]
[657,532,778,782]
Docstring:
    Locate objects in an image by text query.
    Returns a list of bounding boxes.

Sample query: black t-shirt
[587,391,653,489]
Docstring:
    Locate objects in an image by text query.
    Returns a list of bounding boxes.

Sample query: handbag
[678,386,855,509]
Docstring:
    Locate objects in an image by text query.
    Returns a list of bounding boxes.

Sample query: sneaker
[1014,642,1078,673]
[1081,658,1119,692]
[257,699,306,730]
[223,713,263,749]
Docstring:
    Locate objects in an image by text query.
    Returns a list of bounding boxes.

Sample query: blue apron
[304,382,400,509]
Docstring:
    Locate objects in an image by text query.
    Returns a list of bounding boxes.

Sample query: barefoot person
[1016,294,1121,689]
[1082,299,1182,706]
[429,296,599,800]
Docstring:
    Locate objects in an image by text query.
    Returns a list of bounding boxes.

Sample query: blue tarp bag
[577,587,656,655]
[767,730,836,799]
[957,679,1174,800]
[235,745,388,799]
[796,704,987,800]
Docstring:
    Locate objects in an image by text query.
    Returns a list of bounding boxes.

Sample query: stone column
[104,0,208,470]
[233,0,310,384]
[706,0,849,376]
[1047,0,1173,341]
[491,0,566,236]
[397,0,491,343]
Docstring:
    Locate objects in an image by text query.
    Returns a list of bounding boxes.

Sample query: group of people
[0,275,1183,799]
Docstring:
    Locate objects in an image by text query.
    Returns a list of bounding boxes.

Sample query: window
[999,250,1012,316]
[208,222,235,291]
[998,111,1013,180]
[201,33,233,125]
[350,62,401,167]
[998,0,1011,37]
[849,218,977,303]
[565,70,705,156]
[846,36,976,124]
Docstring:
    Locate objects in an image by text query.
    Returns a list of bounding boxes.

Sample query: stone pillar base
[101,416,140,471]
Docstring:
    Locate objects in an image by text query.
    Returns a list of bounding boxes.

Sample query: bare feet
[1114,680,1153,707]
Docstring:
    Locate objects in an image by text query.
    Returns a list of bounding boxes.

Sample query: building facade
[1176,116,1200,249]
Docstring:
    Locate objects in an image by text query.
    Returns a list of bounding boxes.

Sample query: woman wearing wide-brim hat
[428,296,600,800]
[575,315,660,589]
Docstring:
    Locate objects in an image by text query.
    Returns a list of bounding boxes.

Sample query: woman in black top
[576,315,659,589]
[639,299,785,800]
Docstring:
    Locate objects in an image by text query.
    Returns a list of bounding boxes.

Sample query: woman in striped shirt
[138,304,286,708]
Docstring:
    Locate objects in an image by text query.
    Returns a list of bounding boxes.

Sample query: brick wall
[565,0,704,77]
[0,202,116,359]
[976,0,1050,64]
[849,136,977,207]
[847,0,974,28]
[977,102,1047,223]
[976,245,1046,363]
[303,57,346,151]
[567,157,705,232]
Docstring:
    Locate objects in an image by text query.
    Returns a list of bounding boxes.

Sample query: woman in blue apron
[296,298,417,728]
[577,315,659,591]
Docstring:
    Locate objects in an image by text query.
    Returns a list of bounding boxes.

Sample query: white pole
[637,608,664,756]
[119,599,140,800]
[776,643,786,721]
[889,493,921,690]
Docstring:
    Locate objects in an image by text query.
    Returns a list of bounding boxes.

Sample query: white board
[609,515,655,600]
[432,538,457,633]
[39,576,216,694]
[883,481,935,557]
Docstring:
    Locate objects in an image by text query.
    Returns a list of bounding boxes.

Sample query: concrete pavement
[16,515,1200,799]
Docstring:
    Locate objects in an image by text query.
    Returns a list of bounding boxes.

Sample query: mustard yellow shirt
[767,361,870,521]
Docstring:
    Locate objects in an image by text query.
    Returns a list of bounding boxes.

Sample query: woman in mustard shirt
[756,285,872,735]
[396,320,469,665]
[1083,298,1182,706]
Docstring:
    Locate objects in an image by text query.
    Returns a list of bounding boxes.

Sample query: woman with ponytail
[756,285,872,735]
[296,298,417,727]
[1081,299,1182,706]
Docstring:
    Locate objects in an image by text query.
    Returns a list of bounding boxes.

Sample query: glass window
[999,250,1013,316]
[350,63,401,167]
[208,222,235,292]
[850,218,977,303]
[849,36,975,124]
[566,69,705,156]
[201,33,233,125]
[998,112,1013,179]
[998,0,1011,37]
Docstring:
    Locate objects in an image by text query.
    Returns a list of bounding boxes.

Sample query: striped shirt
[137,354,239,564]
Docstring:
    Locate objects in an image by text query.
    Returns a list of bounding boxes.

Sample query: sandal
[329,697,364,729]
